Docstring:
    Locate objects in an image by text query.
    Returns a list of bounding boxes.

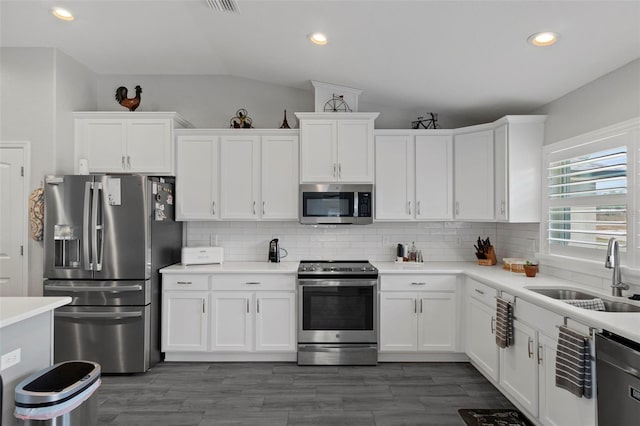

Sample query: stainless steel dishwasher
[595,331,640,425]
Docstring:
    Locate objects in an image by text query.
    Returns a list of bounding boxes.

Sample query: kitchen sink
[527,288,640,313]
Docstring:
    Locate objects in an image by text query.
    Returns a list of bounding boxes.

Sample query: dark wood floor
[97,362,514,426]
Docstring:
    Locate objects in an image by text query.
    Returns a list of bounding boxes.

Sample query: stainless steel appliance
[299,183,373,225]
[596,331,640,424]
[297,260,378,365]
[43,175,182,373]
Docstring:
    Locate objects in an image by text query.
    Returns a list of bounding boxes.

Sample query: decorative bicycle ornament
[324,94,352,112]
[412,113,440,129]
[230,108,253,128]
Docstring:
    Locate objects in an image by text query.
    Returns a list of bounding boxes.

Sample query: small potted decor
[523,261,538,277]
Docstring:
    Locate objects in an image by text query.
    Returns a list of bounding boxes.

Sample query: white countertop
[160,260,640,342]
[0,297,71,329]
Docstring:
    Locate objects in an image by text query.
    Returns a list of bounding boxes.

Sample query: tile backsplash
[186,221,504,262]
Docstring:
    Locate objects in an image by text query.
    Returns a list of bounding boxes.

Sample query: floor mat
[458,409,533,426]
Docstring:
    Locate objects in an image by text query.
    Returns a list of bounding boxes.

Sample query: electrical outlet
[382,236,390,245]
[456,236,463,247]
[210,234,218,246]
[1,348,21,371]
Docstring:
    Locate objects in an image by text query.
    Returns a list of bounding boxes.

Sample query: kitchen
[1,1,640,425]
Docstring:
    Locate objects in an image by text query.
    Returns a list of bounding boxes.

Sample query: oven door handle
[298,344,376,352]
[298,280,378,287]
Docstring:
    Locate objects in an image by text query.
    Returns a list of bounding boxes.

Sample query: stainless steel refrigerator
[43,175,182,373]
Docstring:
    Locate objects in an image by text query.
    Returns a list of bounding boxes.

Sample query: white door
[210,292,253,351]
[83,119,127,172]
[336,119,374,182]
[0,146,27,296]
[300,120,336,182]
[375,135,413,220]
[466,297,499,381]
[220,136,261,219]
[454,130,494,220]
[162,291,208,352]
[537,333,596,426]
[500,319,538,416]
[379,292,418,351]
[417,292,457,351]
[415,135,453,220]
[261,136,298,220]
[255,292,296,352]
[176,135,219,220]
[126,119,173,173]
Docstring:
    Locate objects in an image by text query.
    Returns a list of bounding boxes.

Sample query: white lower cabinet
[465,279,500,382]
[499,319,538,415]
[161,273,296,360]
[379,275,458,354]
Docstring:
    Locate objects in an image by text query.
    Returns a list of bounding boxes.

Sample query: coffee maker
[268,238,280,263]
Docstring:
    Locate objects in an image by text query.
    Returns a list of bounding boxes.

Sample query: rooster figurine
[115,85,142,111]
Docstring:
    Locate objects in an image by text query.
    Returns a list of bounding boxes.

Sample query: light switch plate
[1,348,21,371]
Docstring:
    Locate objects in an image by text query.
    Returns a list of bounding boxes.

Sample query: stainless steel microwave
[299,184,373,225]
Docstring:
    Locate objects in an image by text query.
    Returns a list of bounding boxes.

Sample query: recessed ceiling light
[51,7,74,21]
[528,32,558,47]
[308,32,328,45]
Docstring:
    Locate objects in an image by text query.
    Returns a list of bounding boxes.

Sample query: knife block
[477,246,497,266]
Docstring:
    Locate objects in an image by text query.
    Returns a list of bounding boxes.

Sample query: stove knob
[309,267,316,272]
[361,267,367,271]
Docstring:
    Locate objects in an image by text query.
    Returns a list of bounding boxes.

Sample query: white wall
[0,47,96,295]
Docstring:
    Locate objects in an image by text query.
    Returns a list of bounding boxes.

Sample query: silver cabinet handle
[262,201,265,215]
[245,281,261,285]
[475,289,485,295]
[246,299,250,313]
[414,299,417,313]
[257,299,260,314]
[202,300,205,314]
[537,344,543,365]
[490,316,495,334]
[417,201,421,215]
[211,201,216,215]
[500,200,506,215]
[338,163,342,178]
[176,281,192,285]
[455,201,460,215]
[408,201,412,215]
[127,156,131,169]
[411,282,426,286]
[333,163,337,178]
[420,299,423,313]
[121,156,126,170]
[528,338,534,358]
[253,201,256,215]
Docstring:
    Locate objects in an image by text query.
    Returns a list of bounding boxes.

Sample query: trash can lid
[15,361,101,408]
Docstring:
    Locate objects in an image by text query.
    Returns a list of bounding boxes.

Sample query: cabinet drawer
[467,278,498,306]
[163,274,210,291]
[211,274,296,291]
[513,297,564,336]
[380,275,457,292]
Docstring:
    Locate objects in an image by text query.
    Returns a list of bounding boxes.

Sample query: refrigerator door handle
[91,182,101,271]
[83,182,93,271]
[94,182,104,271]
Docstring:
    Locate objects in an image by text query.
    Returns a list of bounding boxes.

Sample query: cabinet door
[300,120,337,182]
[337,119,374,182]
[417,292,457,352]
[538,333,596,426]
[126,119,173,174]
[220,136,261,219]
[210,292,253,351]
[466,297,499,381]
[261,135,299,220]
[500,319,538,416]
[83,119,127,172]
[454,130,494,220]
[415,135,453,220]
[379,292,418,352]
[494,124,508,221]
[162,291,208,352]
[176,135,219,220]
[255,292,296,352]
[375,135,414,220]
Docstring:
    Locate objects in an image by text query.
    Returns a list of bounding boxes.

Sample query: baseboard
[377,352,469,362]
[163,352,297,362]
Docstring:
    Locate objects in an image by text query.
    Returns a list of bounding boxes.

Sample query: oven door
[298,279,377,343]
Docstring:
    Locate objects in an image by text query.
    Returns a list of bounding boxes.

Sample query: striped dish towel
[556,325,592,398]
[495,297,514,348]
[561,298,606,311]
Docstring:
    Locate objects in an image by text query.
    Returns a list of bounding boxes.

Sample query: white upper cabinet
[175,129,298,221]
[454,128,494,220]
[74,112,190,175]
[493,116,546,222]
[296,112,378,183]
[175,134,219,221]
[375,131,453,221]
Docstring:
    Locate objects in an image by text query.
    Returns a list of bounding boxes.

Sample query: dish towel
[495,297,514,348]
[555,325,592,398]
[561,298,606,311]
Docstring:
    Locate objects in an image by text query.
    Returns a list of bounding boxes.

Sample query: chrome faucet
[605,237,629,297]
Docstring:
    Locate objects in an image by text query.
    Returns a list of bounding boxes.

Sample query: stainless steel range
[297,260,378,365]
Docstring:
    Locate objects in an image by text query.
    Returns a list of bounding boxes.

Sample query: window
[542,120,638,265]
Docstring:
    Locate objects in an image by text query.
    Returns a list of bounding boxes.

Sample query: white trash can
[14,361,101,426]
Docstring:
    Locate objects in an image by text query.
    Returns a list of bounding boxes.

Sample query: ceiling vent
[205,0,240,13]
